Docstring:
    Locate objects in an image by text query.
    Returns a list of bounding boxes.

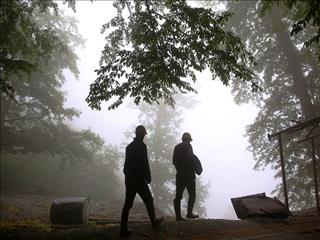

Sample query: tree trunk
[270,9,315,120]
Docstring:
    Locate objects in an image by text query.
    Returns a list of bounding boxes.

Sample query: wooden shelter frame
[268,116,320,213]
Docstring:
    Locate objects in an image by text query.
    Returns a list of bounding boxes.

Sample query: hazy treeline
[1,1,123,202]
[1,152,123,201]
[228,1,320,210]
[202,1,320,210]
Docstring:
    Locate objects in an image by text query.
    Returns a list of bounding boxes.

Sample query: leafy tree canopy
[0,1,105,166]
[86,0,259,110]
[0,0,76,99]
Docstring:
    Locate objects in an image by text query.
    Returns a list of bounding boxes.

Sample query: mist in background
[61,1,278,219]
[2,0,319,222]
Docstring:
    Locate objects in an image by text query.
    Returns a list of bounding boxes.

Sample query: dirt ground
[1,192,320,240]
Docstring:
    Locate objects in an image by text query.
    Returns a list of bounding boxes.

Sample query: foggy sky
[61,1,279,219]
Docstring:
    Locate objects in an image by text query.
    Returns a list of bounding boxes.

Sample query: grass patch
[0,219,52,232]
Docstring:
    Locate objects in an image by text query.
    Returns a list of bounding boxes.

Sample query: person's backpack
[193,155,203,175]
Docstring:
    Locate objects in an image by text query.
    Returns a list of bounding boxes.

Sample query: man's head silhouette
[182,132,192,143]
[135,125,147,138]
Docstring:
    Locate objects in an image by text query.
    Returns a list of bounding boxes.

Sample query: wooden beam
[268,116,320,140]
[311,138,320,214]
[278,134,289,209]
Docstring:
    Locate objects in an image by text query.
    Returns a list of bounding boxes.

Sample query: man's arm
[173,145,180,171]
[123,146,129,175]
[144,144,151,183]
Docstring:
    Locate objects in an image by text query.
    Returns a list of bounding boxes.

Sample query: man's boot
[186,197,199,219]
[151,216,164,229]
[145,200,163,229]
[173,199,184,221]
[120,207,133,238]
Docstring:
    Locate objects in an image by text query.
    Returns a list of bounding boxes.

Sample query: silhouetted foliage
[203,1,320,210]
[86,0,259,110]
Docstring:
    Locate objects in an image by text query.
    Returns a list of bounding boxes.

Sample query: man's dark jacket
[124,138,151,182]
[173,142,195,179]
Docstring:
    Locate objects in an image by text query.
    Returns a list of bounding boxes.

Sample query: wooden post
[311,138,320,214]
[278,134,289,209]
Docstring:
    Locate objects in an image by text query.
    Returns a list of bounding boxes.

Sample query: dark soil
[1,192,320,240]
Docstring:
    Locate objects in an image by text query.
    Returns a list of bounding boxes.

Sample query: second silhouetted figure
[173,132,199,221]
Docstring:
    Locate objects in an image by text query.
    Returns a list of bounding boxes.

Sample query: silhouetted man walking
[173,132,199,221]
[120,125,163,238]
